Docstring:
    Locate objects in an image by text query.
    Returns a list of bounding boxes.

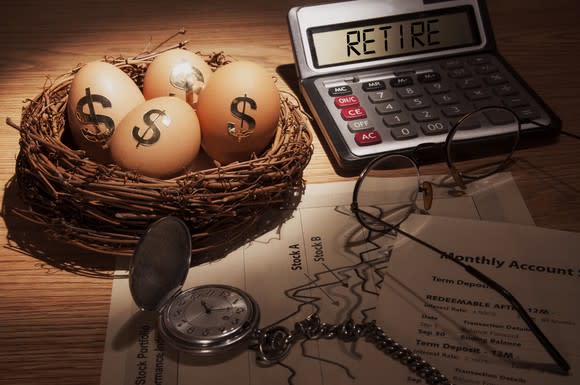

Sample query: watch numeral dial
[159,284,260,355]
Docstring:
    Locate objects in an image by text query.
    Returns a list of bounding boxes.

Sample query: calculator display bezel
[307,5,481,69]
[288,0,491,80]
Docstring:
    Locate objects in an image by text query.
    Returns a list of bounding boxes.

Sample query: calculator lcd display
[308,6,480,68]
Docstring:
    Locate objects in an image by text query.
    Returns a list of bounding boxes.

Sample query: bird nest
[10,45,313,260]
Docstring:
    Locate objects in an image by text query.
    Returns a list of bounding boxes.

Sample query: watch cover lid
[129,216,192,312]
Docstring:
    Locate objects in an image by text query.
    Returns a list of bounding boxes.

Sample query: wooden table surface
[1,1,579,384]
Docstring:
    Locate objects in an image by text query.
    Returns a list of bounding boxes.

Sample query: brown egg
[66,61,145,163]
[143,49,212,108]
[109,97,201,179]
[197,61,280,165]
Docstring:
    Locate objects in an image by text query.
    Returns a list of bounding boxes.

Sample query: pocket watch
[159,284,260,354]
[129,216,451,384]
[129,216,259,355]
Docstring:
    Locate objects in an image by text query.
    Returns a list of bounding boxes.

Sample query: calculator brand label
[227,94,257,141]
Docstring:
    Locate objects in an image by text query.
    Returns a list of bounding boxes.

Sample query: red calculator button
[341,106,367,121]
[334,95,359,108]
[355,130,382,146]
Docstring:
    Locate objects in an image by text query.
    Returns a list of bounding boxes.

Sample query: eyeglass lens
[355,154,423,232]
[447,106,520,180]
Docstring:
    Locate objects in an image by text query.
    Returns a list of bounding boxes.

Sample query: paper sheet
[355,214,580,385]
[100,173,536,385]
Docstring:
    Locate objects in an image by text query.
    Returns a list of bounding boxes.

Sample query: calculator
[288,0,560,171]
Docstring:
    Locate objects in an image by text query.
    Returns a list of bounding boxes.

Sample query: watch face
[160,284,259,354]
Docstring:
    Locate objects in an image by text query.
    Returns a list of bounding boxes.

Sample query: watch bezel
[159,284,260,355]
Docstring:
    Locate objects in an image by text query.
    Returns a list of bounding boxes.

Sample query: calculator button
[475,64,498,75]
[453,115,482,130]
[468,56,490,65]
[465,89,491,101]
[417,72,441,83]
[425,82,450,95]
[391,126,418,140]
[442,105,471,118]
[396,86,422,99]
[456,78,482,89]
[441,59,463,70]
[341,106,367,120]
[484,73,508,85]
[474,100,502,109]
[368,90,394,103]
[421,121,449,136]
[376,102,402,114]
[413,109,439,122]
[515,106,541,121]
[348,119,373,132]
[494,84,519,96]
[362,80,386,91]
[355,131,382,146]
[328,85,352,96]
[383,113,409,127]
[334,95,360,108]
[433,93,459,105]
[405,97,430,110]
[390,76,413,88]
[503,96,529,109]
[448,68,472,78]
[484,108,517,125]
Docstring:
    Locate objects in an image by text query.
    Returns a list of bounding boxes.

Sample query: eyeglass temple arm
[461,263,570,374]
[392,224,570,374]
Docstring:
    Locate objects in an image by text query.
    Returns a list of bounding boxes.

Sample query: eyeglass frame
[350,106,570,374]
[354,106,526,228]
[444,105,522,186]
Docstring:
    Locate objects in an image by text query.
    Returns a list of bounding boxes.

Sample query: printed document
[356,214,580,385]
[100,173,553,385]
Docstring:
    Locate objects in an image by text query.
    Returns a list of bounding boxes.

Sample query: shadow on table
[2,176,118,278]
[2,174,303,277]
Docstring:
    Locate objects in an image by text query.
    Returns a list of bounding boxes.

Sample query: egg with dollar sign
[66,61,145,163]
[109,96,201,179]
[197,61,280,165]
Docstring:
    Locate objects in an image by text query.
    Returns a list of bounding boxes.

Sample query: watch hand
[201,300,212,314]
[211,306,233,311]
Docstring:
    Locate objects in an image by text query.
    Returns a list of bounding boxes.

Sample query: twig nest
[12,48,313,259]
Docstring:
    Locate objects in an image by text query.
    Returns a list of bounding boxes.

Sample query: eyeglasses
[350,106,570,374]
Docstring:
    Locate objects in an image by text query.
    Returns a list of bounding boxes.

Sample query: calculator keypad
[316,53,548,159]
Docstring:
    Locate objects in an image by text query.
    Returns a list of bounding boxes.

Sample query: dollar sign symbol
[132,109,169,148]
[75,87,115,143]
[227,94,257,142]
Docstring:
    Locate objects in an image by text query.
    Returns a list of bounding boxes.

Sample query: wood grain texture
[0,1,579,384]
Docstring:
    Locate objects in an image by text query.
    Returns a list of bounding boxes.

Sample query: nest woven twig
[10,44,313,259]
